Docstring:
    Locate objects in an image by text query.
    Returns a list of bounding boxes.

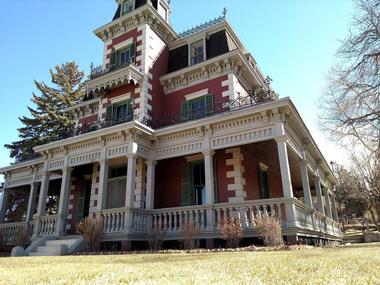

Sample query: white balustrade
[101,208,126,233]
[0,222,29,242]
[38,215,58,236]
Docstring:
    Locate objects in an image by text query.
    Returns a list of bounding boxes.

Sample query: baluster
[216,208,221,225]
[270,204,275,217]
[223,208,228,223]
[248,206,254,226]
[277,203,283,224]
[112,213,117,232]
[255,205,262,218]
[116,212,121,231]
[173,211,178,231]
[179,211,183,230]
[195,210,199,227]
[263,205,268,217]
[168,212,173,231]
[158,213,162,230]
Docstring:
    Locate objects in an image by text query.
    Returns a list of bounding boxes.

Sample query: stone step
[45,239,77,247]
[36,245,68,254]
[29,251,61,257]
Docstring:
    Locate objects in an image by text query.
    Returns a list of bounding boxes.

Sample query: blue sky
[0,0,355,183]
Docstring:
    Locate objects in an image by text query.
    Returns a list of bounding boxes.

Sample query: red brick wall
[79,114,98,127]
[154,156,185,208]
[215,150,234,203]
[156,75,229,127]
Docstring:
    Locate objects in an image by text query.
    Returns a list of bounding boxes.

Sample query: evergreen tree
[5,62,85,162]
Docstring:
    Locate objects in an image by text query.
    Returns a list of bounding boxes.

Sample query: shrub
[255,215,283,247]
[148,223,165,251]
[181,221,200,250]
[15,226,30,248]
[218,217,243,248]
[76,217,104,251]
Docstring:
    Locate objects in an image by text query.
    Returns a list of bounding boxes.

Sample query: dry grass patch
[0,244,379,284]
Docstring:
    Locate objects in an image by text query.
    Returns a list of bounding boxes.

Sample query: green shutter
[106,105,113,123]
[110,52,116,66]
[181,163,191,206]
[204,94,214,115]
[127,98,134,120]
[130,42,136,63]
[259,170,270,199]
[180,101,190,122]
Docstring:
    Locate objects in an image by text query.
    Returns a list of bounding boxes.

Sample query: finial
[222,7,228,18]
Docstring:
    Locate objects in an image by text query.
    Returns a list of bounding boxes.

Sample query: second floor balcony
[85,61,144,96]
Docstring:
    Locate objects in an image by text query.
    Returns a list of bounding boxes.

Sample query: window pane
[190,99,205,119]
[190,40,204,65]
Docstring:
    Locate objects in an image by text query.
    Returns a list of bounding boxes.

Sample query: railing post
[203,150,216,230]
[55,164,73,237]
[33,169,50,238]
[275,124,297,228]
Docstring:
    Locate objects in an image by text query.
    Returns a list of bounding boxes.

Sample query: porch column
[97,160,109,211]
[299,160,313,209]
[33,171,50,238]
[324,188,333,218]
[314,177,325,215]
[26,182,38,222]
[0,188,8,223]
[203,150,215,230]
[125,154,137,208]
[55,167,73,236]
[275,135,297,227]
[331,194,339,221]
[145,160,157,210]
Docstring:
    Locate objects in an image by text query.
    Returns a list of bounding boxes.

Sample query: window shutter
[127,98,134,121]
[259,170,270,199]
[130,42,136,63]
[110,52,117,67]
[204,94,214,116]
[180,101,190,122]
[106,105,113,124]
[181,163,191,206]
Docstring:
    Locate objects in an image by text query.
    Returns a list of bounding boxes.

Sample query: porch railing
[0,198,341,242]
[98,198,341,238]
[38,215,58,236]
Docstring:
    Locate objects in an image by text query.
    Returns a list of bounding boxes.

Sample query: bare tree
[320,0,380,153]
[350,151,380,228]
[320,0,380,229]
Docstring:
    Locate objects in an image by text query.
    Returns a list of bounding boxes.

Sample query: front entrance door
[76,180,91,223]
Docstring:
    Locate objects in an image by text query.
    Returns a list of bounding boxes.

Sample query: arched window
[122,0,134,15]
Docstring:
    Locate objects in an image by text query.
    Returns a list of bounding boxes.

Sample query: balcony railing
[90,60,135,80]
[152,87,278,128]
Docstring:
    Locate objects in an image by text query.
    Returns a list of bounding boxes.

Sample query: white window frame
[122,0,135,15]
[188,39,207,66]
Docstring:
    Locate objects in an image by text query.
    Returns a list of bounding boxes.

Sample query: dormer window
[122,0,134,15]
[190,40,205,66]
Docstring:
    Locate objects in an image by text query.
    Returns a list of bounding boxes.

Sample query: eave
[160,49,267,93]
[94,4,178,43]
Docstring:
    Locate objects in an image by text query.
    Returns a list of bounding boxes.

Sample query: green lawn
[0,244,379,285]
